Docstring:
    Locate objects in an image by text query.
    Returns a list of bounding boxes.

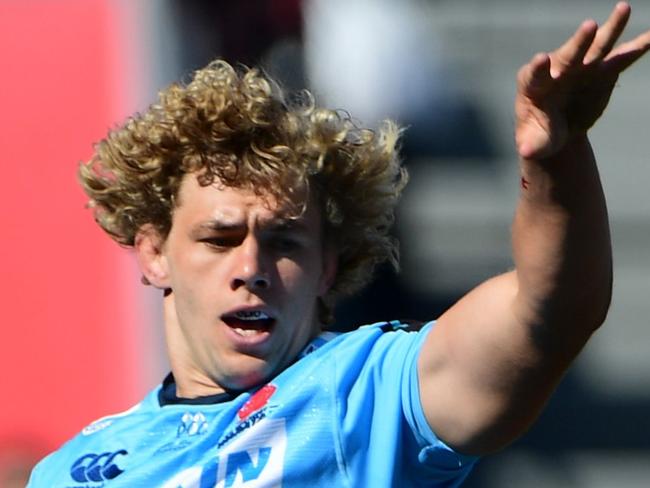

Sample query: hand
[515,2,650,160]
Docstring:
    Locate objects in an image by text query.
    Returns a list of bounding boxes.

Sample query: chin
[221,361,274,392]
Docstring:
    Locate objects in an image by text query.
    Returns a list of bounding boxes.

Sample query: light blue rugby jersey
[28,321,477,487]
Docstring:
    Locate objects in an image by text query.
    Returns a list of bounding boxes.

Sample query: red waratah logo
[237,384,277,420]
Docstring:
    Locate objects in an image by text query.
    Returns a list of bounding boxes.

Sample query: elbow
[556,258,614,335]
[585,263,613,333]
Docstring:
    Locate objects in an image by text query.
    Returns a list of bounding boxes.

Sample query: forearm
[512,135,612,353]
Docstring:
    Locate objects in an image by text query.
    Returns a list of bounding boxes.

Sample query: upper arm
[417,271,591,455]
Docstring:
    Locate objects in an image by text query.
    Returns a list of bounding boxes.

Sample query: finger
[602,29,650,74]
[552,20,598,77]
[584,2,631,64]
[518,53,553,97]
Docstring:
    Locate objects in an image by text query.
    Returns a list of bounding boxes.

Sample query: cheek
[169,242,222,283]
[277,256,322,289]
[169,255,224,311]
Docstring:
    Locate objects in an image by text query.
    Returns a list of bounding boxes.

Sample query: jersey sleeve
[333,321,477,486]
[400,322,478,481]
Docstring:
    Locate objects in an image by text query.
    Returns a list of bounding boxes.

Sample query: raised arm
[417,2,650,455]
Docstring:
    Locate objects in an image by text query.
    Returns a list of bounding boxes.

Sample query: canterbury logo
[70,450,128,482]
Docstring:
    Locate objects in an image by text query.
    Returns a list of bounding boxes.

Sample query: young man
[28,3,650,487]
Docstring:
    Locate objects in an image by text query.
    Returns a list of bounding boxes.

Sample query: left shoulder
[375,319,428,333]
[319,319,435,373]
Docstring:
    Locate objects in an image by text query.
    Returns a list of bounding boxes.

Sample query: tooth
[233,328,261,336]
[234,311,269,320]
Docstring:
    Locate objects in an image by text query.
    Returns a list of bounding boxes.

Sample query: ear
[318,244,338,297]
[134,224,171,289]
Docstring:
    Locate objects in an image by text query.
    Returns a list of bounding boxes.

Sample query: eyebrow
[192,217,308,234]
[194,221,246,232]
[266,218,308,233]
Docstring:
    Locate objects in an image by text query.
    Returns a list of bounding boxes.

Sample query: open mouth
[222,310,276,337]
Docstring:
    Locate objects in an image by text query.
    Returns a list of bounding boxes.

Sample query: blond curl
[79,60,408,323]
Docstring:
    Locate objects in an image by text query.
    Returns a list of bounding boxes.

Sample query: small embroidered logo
[177,412,209,437]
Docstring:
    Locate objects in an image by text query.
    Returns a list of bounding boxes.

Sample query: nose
[230,236,270,291]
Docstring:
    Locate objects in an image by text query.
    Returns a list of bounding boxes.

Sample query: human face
[155,175,335,396]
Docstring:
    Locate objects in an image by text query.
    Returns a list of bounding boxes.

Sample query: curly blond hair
[80,60,407,323]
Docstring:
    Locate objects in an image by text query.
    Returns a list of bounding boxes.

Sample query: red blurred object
[0,0,145,454]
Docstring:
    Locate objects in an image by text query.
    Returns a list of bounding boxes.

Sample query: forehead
[175,173,318,226]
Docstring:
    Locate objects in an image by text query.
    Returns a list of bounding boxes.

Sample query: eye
[271,235,303,252]
[200,236,242,249]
